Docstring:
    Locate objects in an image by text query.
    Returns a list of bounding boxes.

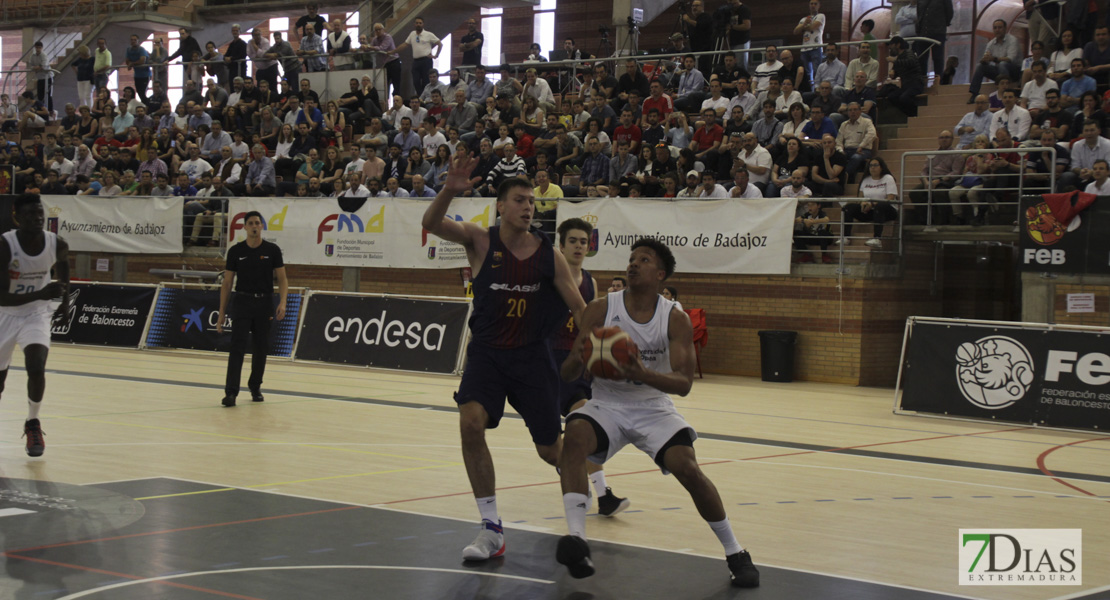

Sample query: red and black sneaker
[23,419,45,457]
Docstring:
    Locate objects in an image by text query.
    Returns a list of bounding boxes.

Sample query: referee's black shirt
[226,241,284,294]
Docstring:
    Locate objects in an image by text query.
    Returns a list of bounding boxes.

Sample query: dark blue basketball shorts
[455,341,562,446]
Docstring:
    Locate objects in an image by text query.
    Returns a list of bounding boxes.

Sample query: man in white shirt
[421,117,448,159]
[729,166,763,197]
[778,168,813,198]
[700,81,731,118]
[395,17,442,103]
[698,171,729,198]
[990,89,1031,141]
[739,132,773,192]
[1019,61,1058,122]
[340,172,371,197]
[753,46,783,92]
[676,170,702,198]
[1084,159,1110,194]
[1070,119,1110,187]
[180,144,214,183]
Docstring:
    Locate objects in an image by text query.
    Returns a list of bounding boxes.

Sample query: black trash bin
[758,330,797,383]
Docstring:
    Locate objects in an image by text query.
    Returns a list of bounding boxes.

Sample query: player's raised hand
[443,150,479,195]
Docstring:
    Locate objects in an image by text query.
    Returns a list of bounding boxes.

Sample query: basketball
[582,326,639,379]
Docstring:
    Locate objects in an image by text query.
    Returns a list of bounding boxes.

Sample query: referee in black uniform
[217,211,288,407]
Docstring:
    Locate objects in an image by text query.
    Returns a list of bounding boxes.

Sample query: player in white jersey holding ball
[555,238,759,588]
[0,193,71,457]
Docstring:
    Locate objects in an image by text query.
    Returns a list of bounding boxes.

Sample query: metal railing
[899,146,1057,233]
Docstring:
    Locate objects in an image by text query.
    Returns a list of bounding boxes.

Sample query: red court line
[6,505,360,554]
[743,425,1034,461]
[382,425,1032,506]
[0,554,265,600]
[1035,436,1110,498]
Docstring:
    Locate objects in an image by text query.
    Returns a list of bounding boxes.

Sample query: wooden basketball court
[1,345,1107,599]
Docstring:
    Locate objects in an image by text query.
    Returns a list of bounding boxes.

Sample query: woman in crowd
[76,105,99,148]
[318,146,347,193]
[1049,29,1082,82]
[322,100,347,150]
[779,102,809,146]
[768,136,810,198]
[428,144,452,191]
[583,118,611,156]
[845,156,900,247]
[73,45,96,107]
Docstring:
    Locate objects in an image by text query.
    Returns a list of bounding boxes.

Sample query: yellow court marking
[134,488,236,501]
[55,415,458,465]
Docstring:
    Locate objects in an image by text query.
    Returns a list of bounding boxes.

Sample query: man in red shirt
[612,109,643,154]
[641,80,674,128]
[691,108,723,164]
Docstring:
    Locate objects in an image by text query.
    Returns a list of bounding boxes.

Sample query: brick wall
[1054,283,1110,327]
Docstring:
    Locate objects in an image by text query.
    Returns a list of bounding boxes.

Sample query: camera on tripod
[598,25,611,40]
[712,4,737,38]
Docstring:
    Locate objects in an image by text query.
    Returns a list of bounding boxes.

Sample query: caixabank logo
[959,529,1081,586]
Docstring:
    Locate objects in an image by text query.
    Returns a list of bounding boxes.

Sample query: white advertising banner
[556,198,797,274]
[42,195,184,254]
[227,197,496,268]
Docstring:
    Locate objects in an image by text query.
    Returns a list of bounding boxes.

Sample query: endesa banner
[145,287,302,357]
[226,197,495,268]
[1020,192,1110,275]
[41,195,184,254]
[51,283,156,347]
[556,198,796,274]
[898,317,1110,431]
[295,293,470,373]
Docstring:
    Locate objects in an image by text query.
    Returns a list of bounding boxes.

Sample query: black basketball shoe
[596,487,630,517]
[556,535,595,579]
[727,550,760,588]
[23,419,45,457]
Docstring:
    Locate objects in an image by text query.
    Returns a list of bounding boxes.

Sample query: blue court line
[260,555,289,561]
[353,541,378,547]
[308,548,335,553]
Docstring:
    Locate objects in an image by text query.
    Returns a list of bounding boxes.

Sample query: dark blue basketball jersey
[553,268,595,351]
[469,226,568,349]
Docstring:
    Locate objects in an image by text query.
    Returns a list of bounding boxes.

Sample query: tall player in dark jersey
[421,152,587,562]
[553,218,629,517]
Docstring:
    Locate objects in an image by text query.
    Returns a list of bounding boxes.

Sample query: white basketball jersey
[1,230,57,317]
[591,290,676,407]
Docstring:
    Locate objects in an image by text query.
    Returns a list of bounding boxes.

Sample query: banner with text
[51,283,157,348]
[41,195,184,254]
[556,198,796,274]
[295,293,470,373]
[227,197,495,268]
[145,287,302,357]
[1019,193,1110,275]
[899,318,1110,431]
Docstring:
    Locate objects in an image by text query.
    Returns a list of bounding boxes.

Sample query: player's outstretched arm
[561,297,608,382]
[553,249,587,326]
[0,238,67,307]
[421,148,483,247]
[621,307,696,396]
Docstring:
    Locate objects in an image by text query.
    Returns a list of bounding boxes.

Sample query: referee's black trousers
[225,293,272,397]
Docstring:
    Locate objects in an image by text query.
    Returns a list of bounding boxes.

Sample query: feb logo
[955,336,1035,410]
[1025,202,1069,245]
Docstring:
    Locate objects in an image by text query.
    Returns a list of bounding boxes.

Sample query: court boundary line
[149,476,986,600]
[50,565,555,599]
[8,364,1110,486]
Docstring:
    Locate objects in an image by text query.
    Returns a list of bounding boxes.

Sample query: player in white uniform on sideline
[555,238,759,588]
[0,193,71,457]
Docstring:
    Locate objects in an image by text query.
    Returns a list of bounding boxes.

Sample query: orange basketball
[583,326,639,379]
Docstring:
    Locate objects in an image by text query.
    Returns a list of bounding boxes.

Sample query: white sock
[588,470,608,498]
[708,518,743,555]
[27,399,41,421]
[563,492,589,540]
[475,495,499,524]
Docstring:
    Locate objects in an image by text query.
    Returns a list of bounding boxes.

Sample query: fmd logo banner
[959,529,1081,586]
